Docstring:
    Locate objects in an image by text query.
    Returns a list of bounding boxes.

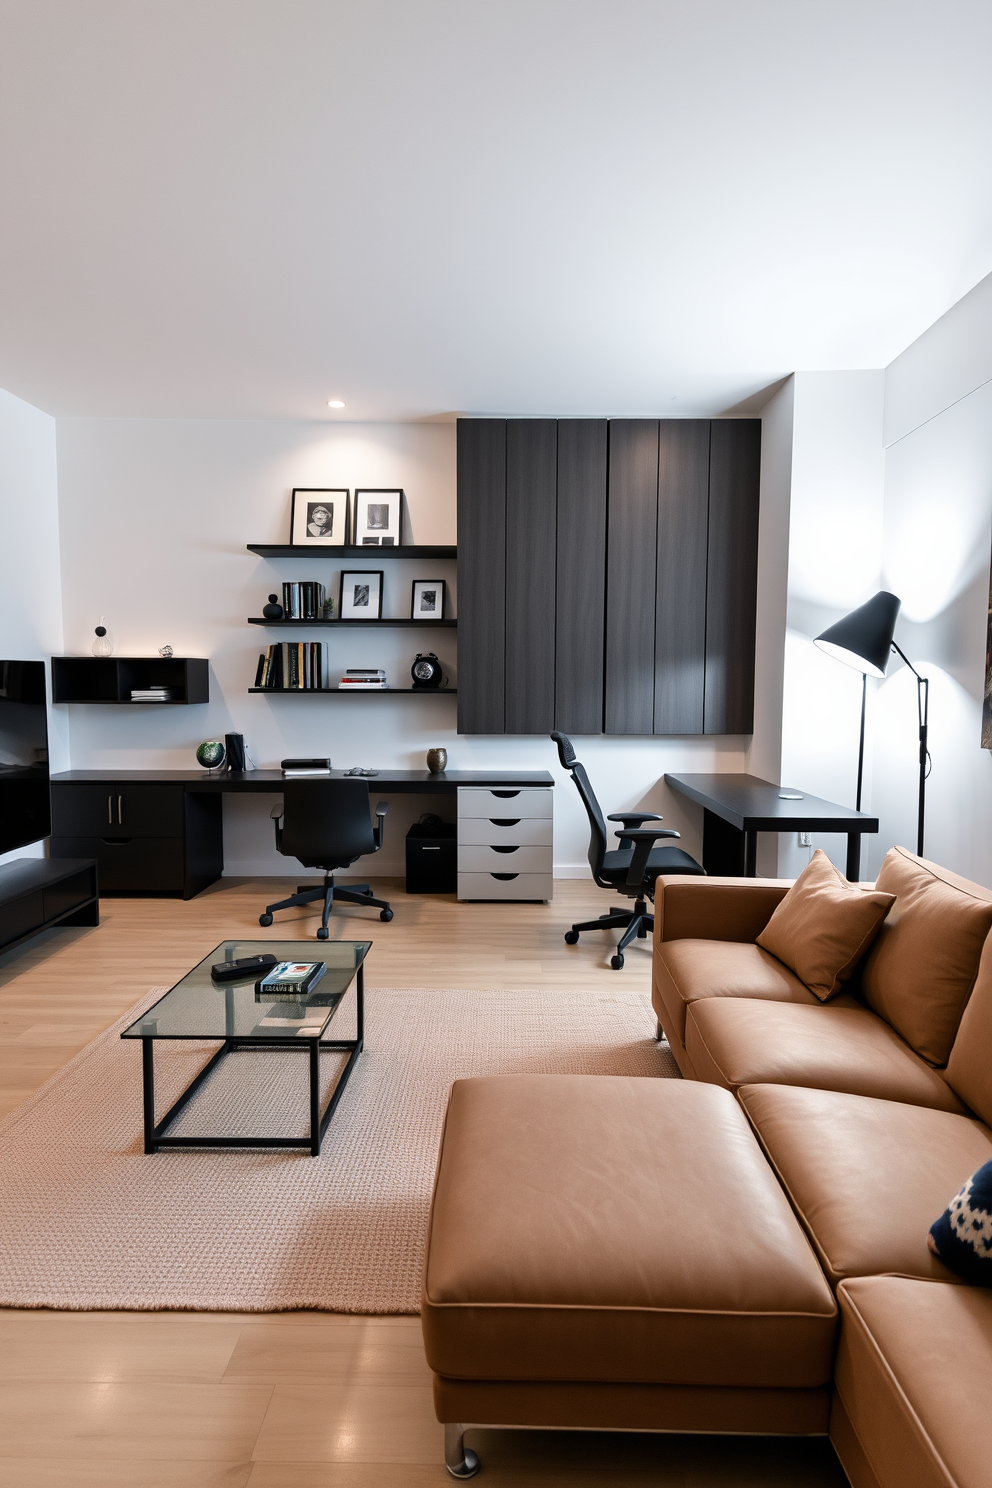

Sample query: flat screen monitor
[0,660,50,854]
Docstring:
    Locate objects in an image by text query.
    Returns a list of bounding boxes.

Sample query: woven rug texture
[0,984,678,1313]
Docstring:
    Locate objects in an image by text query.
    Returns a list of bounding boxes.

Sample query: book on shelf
[130,686,178,702]
[256,641,325,690]
[281,580,327,620]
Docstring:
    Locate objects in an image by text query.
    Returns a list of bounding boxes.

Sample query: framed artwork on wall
[353,489,403,546]
[290,489,350,546]
[339,570,384,620]
[411,579,446,619]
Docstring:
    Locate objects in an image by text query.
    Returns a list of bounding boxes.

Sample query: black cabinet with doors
[457,417,761,736]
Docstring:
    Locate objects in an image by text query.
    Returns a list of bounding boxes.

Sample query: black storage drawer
[50,836,185,894]
[51,782,184,838]
[43,866,98,920]
[406,823,457,894]
[0,889,46,947]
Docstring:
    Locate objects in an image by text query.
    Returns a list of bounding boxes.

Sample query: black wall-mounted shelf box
[52,657,210,705]
[247,544,457,560]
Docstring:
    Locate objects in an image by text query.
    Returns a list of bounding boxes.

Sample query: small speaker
[225,732,246,772]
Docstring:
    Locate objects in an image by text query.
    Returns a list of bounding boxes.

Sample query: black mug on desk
[225,733,246,772]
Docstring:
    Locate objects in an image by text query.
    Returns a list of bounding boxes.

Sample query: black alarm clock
[411,652,444,689]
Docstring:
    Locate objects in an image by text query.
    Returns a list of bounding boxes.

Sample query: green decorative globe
[196,739,226,771]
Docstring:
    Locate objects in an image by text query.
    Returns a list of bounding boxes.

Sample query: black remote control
[210,954,279,982]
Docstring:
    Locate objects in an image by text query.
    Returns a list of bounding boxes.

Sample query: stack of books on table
[255,642,325,689]
[337,669,388,690]
[281,757,331,777]
[130,686,179,702]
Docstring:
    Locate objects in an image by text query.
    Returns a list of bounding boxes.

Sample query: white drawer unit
[457,816,553,847]
[457,871,554,902]
[457,787,553,820]
[457,786,553,900]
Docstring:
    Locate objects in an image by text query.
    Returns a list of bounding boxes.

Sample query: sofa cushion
[653,938,855,1047]
[755,849,894,1000]
[738,1083,992,1287]
[861,846,992,1067]
[833,1277,992,1488]
[685,998,967,1113]
[928,1159,992,1286]
[945,934,992,1125]
[422,1074,838,1389]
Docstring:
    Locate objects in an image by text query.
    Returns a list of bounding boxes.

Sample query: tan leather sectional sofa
[653,848,992,1488]
[423,847,991,1484]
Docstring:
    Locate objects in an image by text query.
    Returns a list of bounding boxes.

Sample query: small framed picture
[339,570,384,620]
[353,488,403,546]
[411,579,446,619]
[290,489,349,546]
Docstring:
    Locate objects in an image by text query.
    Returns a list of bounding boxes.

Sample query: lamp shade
[814,591,901,677]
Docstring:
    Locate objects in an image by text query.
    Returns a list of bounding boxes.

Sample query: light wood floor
[0,879,847,1487]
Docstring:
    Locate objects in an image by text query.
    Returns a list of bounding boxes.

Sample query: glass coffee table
[121,939,369,1157]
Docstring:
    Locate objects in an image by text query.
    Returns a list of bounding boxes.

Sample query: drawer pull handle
[490,845,519,854]
[490,818,520,827]
[117,795,124,825]
[490,790,520,799]
[101,838,134,845]
[490,872,519,881]
[422,846,441,852]
[107,795,113,825]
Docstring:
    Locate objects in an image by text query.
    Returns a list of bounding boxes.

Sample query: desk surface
[664,773,878,833]
[51,769,554,794]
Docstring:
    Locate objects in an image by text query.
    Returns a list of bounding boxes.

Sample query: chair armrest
[616,825,681,889]
[607,813,663,825]
[373,800,388,848]
[375,801,389,817]
[655,877,793,944]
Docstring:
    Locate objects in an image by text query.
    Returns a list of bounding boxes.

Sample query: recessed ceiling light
[327,399,345,409]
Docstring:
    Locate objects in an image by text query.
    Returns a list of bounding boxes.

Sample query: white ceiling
[0,0,990,421]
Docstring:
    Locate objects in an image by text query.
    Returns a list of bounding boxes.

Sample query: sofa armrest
[655,876,794,944]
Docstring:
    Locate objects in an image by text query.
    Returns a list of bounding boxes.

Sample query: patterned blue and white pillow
[928,1159,992,1285]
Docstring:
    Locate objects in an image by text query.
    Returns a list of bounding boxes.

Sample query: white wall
[872,267,992,884]
[54,418,747,877]
[0,386,65,863]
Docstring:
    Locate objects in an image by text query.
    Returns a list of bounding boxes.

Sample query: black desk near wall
[49,770,554,899]
[664,773,879,882]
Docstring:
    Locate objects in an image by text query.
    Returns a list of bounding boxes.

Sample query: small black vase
[262,593,284,620]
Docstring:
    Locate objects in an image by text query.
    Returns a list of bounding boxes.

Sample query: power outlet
[799,832,813,848]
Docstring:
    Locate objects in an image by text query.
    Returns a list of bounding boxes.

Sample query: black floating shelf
[249,687,457,696]
[247,543,457,560]
[247,617,456,628]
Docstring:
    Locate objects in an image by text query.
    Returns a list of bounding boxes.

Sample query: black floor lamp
[814,591,930,857]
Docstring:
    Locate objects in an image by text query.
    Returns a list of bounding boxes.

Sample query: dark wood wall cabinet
[456,417,761,736]
[51,657,209,705]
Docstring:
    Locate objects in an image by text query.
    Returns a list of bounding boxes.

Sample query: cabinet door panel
[505,420,557,734]
[654,420,710,734]
[704,420,761,734]
[605,421,659,734]
[49,836,185,893]
[555,419,607,733]
[51,782,183,837]
[457,419,506,734]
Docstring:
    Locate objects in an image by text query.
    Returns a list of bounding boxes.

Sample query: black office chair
[551,732,705,969]
[259,780,394,939]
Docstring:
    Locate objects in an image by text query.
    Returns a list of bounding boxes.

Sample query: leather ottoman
[422,1074,837,1478]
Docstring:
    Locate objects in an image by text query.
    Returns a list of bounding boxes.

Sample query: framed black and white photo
[339,570,384,620]
[411,579,446,620]
[290,489,349,546]
[353,488,403,546]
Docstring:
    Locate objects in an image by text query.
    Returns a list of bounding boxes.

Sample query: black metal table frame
[139,964,364,1157]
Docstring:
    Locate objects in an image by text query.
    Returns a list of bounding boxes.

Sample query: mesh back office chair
[552,732,705,969]
[259,780,394,940]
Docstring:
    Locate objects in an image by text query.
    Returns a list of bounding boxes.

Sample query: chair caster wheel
[564,930,579,945]
[446,1447,479,1479]
[380,908,394,922]
[611,953,624,970]
[317,927,329,940]
[259,913,273,927]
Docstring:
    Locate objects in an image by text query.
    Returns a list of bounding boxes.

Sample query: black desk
[49,769,553,898]
[664,773,879,881]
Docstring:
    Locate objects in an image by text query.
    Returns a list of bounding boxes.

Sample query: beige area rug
[0,984,678,1314]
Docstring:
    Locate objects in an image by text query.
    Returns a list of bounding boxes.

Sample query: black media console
[0,857,99,954]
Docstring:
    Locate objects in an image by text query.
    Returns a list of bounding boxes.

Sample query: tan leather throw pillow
[756,849,895,1001]
[861,846,992,1067]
